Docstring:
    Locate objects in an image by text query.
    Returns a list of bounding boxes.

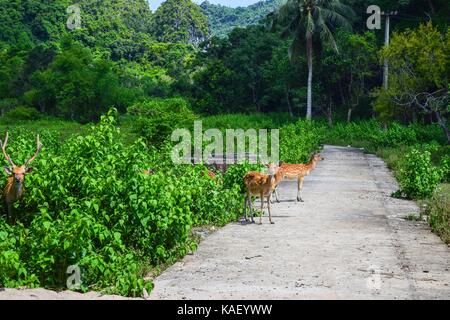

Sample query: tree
[191,25,294,114]
[273,0,355,119]
[200,0,285,38]
[321,31,378,122]
[151,0,209,45]
[376,23,450,143]
[27,38,123,122]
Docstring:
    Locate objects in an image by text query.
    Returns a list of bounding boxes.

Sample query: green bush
[380,122,418,147]
[0,108,242,296]
[4,106,41,121]
[280,120,325,163]
[128,97,197,146]
[397,148,442,199]
[440,155,450,183]
[426,184,450,244]
[324,120,445,151]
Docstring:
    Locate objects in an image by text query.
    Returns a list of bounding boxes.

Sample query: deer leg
[271,187,280,204]
[259,192,264,225]
[268,194,274,224]
[242,195,248,222]
[275,187,280,203]
[248,195,254,223]
[297,177,305,202]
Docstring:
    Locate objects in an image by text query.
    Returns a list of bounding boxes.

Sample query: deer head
[1,132,43,198]
[309,153,324,170]
[264,163,281,178]
[312,153,325,162]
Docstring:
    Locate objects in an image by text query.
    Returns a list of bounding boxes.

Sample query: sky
[148,0,262,11]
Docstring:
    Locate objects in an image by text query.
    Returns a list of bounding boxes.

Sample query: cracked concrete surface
[1,145,449,300]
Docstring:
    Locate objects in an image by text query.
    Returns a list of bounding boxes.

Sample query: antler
[0,132,15,167]
[24,135,43,168]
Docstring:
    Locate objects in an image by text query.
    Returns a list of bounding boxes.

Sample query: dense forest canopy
[200,0,286,37]
[151,0,209,44]
[0,0,448,137]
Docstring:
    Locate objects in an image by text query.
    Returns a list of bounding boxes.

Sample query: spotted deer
[273,153,324,203]
[142,168,155,175]
[243,163,284,224]
[1,132,43,223]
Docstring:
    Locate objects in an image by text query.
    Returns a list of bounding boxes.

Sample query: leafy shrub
[441,155,450,183]
[397,148,442,198]
[128,97,196,146]
[324,120,382,150]
[280,120,325,163]
[380,122,418,147]
[426,184,450,244]
[4,106,41,121]
[324,120,445,151]
[0,108,242,296]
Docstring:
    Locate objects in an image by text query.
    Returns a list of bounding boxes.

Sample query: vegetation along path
[1,145,449,300]
[150,145,450,300]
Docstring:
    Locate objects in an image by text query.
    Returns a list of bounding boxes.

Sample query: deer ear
[4,166,12,175]
[25,167,33,173]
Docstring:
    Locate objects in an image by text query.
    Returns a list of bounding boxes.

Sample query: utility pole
[382,11,398,90]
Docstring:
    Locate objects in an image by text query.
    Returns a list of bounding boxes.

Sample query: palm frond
[329,0,356,21]
[319,7,353,32]
[315,7,338,52]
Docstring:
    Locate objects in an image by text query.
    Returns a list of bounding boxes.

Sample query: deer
[273,153,324,203]
[200,169,216,180]
[243,163,284,225]
[142,168,155,175]
[1,132,43,223]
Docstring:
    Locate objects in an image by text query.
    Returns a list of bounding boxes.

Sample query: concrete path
[1,145,449,300]
[149,145,450,300]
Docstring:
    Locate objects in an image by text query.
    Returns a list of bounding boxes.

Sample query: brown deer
[273,153,324,203]
[142,168,155,175]
[1,132,43,223]
[243,163,284,224]
[200,169,216,180]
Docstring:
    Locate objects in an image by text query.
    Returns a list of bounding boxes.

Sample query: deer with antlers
[272,153,324,203]
[1,132,43,223]
[243,163,284,224]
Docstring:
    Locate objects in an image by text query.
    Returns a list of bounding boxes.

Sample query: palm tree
[273,0,354,120]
